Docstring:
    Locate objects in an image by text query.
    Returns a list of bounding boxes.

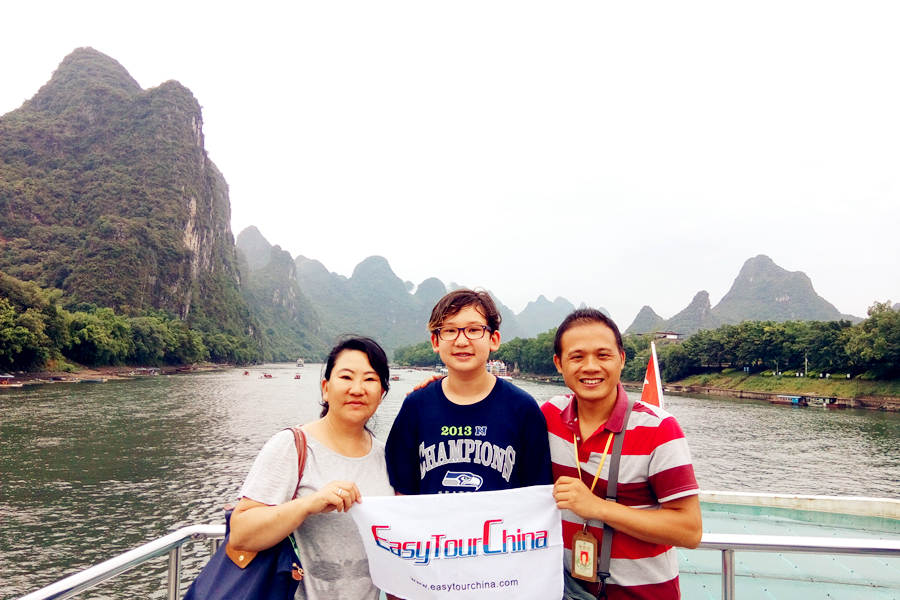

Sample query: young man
[544,308,701,600]
[385,288,552,494]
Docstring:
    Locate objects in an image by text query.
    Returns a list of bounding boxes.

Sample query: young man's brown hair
[427,288,501,333]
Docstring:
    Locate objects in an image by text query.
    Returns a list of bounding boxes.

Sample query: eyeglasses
[432,325,491,342]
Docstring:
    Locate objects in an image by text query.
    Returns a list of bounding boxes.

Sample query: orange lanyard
[572,430,615,494]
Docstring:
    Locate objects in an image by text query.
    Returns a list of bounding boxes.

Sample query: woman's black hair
[320,336,390,417]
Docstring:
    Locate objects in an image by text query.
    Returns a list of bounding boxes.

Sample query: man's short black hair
[553,308,624,357]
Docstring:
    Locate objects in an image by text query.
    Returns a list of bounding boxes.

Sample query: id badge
[571,529,598,582]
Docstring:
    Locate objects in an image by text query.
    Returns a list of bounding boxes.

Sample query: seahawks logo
[442,471,484,490]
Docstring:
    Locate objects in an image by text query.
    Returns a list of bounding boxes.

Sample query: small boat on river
[0,374,23,388]
[129,367,159,376]
[770,394,806,406]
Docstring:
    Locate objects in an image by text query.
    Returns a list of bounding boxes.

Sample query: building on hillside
[653,331,683,340]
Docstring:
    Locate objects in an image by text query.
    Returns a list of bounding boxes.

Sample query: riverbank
[0,362,229,387]
[622,372,900,412]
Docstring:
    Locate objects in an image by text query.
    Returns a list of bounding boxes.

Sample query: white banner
[349,485,563,600]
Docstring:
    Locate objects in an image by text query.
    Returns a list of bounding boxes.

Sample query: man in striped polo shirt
[544,308,701,599]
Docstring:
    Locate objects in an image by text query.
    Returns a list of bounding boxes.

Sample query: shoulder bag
[184,426,307,600]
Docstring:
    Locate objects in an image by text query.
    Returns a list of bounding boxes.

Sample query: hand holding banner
[349,485,563,599]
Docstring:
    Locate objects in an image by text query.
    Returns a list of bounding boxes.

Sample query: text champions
[371,519,549,565]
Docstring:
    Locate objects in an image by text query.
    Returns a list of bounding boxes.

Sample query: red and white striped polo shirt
[541,383,699,600]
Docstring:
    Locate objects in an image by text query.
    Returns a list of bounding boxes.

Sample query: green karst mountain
[666,290,721,334]
[234,227,326,360]
[713,254,846,323]
[236,225,278,272]
[625,305,666,335]
[285,237,531,353]
[0,48,253,343]
[413,277,449,312]
[1,48,874,371]
[293,252,433,353]
[517,295,576,338]
[625,255,854,335]
[490,295,527,341]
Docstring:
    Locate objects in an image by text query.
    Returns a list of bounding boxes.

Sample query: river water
[2,363,898,599]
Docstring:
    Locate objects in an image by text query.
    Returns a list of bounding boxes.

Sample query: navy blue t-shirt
[385,377,552,494]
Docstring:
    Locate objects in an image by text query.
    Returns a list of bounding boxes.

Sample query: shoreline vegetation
[393,301,900,411]
[658,372,900,412]
[3,279,897,412]
[3,361,898,412]
[512,372,900,412]
[0,362,229,387]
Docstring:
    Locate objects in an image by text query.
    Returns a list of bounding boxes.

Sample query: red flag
[640,341,665,408]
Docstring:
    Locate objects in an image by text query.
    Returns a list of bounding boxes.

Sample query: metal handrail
[16,525,224,600]
[15,528,900,600]
[699,533,900,555]
[697,534,900,600]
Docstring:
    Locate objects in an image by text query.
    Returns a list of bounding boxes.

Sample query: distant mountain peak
[518,294,575,337]
[0,47,250,328]
[736,254,793,282]
[712,255,842,323]
[295,254,329,274]
[53,47,139,90]
[624,305,665,335]
[659,290,720,335]
[747,253,776,266]
[637,305,661,316]
[687,290,712,307]
[26,47,141,115]
[235,226,274,271]
[623,255,855,336]
[414,277,447,304]
[351,255,395,279]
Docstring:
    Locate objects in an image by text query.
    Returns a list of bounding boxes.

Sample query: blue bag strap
[186,428,309,599]
[225,427,307,569]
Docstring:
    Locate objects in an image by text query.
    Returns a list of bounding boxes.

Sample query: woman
[229,336,393,600]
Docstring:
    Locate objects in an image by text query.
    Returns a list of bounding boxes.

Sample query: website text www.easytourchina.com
[410,575,520,593]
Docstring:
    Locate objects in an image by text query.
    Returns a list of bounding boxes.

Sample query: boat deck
[680,502,900,599]
[16,497,900,600]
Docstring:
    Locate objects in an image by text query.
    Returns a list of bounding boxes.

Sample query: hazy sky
[3,1,898,326]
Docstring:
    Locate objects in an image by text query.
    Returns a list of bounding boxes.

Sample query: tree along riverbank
[622,372,900,412]
[510,370,900,412]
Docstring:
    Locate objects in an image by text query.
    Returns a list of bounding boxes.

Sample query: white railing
[698,533,900,600]
[16,525,224,600]
[15,527,900,600]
